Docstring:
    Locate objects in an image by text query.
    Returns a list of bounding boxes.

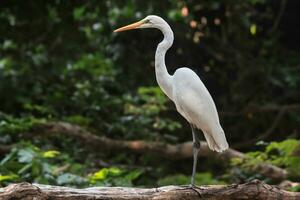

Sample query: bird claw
[179,184,203,197]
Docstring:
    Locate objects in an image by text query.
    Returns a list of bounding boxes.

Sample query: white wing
[172,68,228,152]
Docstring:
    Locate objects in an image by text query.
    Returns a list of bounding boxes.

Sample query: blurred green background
[0,0,299,190]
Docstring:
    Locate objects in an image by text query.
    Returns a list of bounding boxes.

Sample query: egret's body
[172,68,227,151]
[114,15,228,186]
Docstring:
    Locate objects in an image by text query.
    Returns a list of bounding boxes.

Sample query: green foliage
[230,140,300,182]
[0,142,87,187]
[0,141,144,187]
[121,86,181,140]
[126,87,167,116]
[0,115,46,135]
[64,115,92,127]
[265,140,300,176]
[158,172,225,186]
[290,184,300,192]
[90,167,142,186]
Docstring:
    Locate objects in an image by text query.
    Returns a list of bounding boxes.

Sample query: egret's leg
[190,124,201,186]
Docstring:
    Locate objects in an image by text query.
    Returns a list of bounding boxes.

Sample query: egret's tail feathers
[203,128,228,152]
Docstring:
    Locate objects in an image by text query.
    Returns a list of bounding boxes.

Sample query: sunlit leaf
[0,174,18,182]
[43,150,60,158]
[250,24,257,35]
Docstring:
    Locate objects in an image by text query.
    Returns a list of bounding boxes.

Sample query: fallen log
[29,121,287,181]
[0,180,299,200]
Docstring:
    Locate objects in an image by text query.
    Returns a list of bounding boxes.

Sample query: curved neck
[155,23,174,100]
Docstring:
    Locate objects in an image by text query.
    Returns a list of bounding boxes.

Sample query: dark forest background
[0,0,299,190]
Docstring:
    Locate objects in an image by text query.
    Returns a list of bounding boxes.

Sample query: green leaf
[18,149,35,163]
[124,169,142,181]
[90,168,108,182]
[0,148,17,165]
[73,7,85,20]
[0,174,18,182]
[18,163,32,174]
[250,24,257,35]
[57,173,86,185]
[43,150,60,158]
[89,167,122,184]
[108,167,122,176]
[266,139,299,155]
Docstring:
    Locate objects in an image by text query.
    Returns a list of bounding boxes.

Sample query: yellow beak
[114,20,144,32]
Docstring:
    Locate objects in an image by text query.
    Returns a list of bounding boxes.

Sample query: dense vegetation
[0,0,299,190]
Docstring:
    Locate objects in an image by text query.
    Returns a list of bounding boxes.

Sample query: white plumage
[114,15,229,186]
[172,67,228,152]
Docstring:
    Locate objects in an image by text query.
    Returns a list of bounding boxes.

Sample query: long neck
[155,23,174,100]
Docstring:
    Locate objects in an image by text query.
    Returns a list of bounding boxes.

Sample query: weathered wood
[0,180,299,200]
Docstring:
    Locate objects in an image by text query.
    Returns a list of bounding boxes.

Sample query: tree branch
[220,104,300,117]
[26,121,287,181]
[233,106,287,149]
[1,180,299,200]
[270,0,288,33]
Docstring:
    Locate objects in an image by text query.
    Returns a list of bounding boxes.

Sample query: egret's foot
[179,184,202,198]
[189,184,205,190]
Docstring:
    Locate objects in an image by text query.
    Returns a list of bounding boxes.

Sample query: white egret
[114,15,229,186]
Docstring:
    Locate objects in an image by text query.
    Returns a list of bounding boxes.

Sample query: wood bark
[0,180,300,200]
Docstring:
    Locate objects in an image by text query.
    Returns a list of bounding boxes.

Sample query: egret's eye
[144,19,151,24]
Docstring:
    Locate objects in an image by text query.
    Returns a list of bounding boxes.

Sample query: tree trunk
[1,180,299,200]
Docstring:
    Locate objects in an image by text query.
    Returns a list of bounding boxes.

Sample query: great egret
[114,15,229,186]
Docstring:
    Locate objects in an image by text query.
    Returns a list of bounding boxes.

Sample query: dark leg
[190,124,201,186]
[177,124,202,197]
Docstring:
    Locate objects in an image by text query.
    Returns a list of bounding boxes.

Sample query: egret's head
[114,15,166,32]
